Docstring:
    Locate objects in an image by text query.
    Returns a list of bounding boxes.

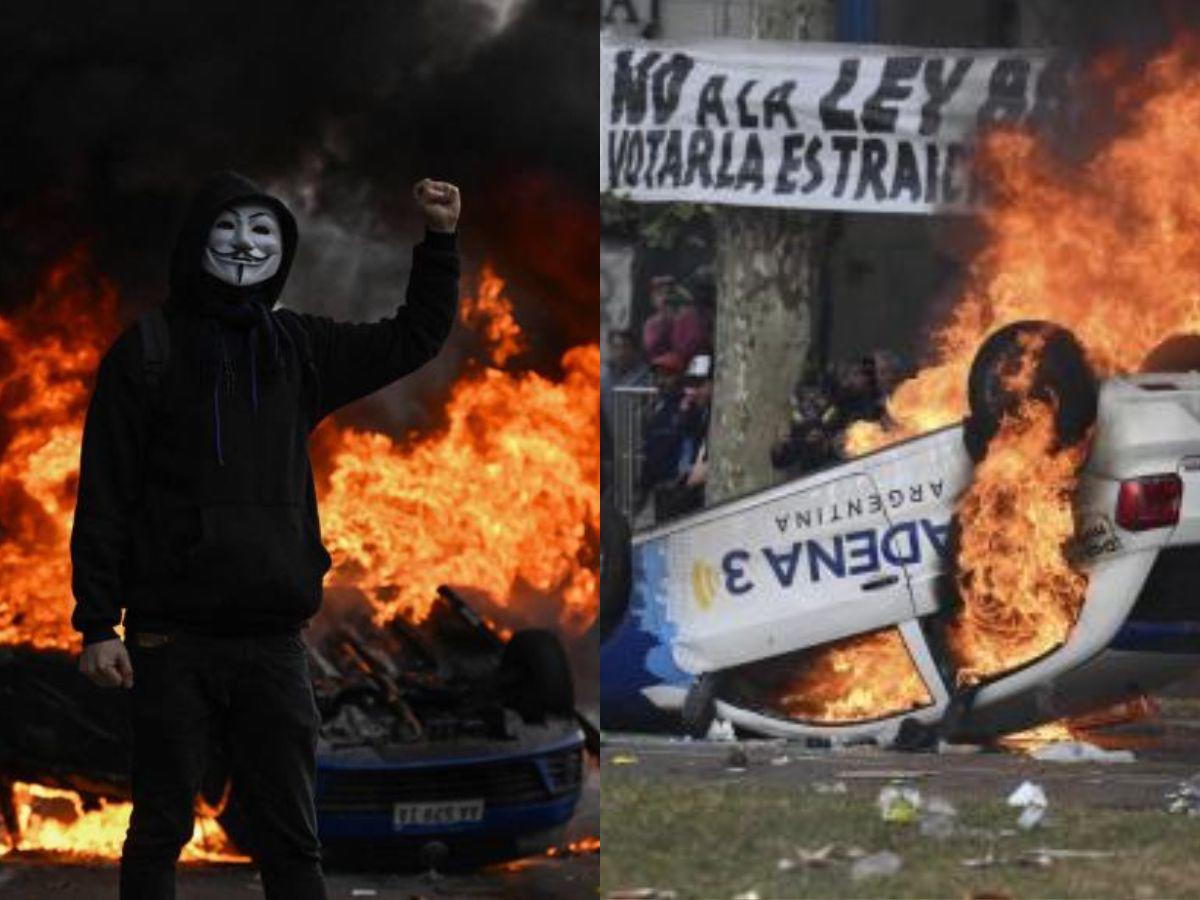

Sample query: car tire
[500,630,575,722]
[597,495,632,645]
[963,320,1098,462]
[1141,333,1200,372]
[681,672,723,739]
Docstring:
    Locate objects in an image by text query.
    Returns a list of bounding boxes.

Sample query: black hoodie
[70,172,459,644]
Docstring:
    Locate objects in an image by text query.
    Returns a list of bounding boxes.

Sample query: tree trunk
[708,208,822,502]
[707,0,835,504]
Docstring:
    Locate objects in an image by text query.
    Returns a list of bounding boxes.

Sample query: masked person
[69,172,461,900]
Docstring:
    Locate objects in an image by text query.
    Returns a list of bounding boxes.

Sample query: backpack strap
[137,308,170,407]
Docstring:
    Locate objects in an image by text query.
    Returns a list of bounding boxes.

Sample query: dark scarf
[192,275,296,466]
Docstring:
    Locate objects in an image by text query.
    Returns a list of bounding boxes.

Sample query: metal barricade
[612,385,659,525]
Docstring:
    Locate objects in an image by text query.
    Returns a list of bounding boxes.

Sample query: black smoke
[0,0,597,386]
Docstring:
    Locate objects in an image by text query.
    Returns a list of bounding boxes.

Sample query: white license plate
[392,799,485,830]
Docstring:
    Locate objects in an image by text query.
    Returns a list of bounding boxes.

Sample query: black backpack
[136,307,316,411]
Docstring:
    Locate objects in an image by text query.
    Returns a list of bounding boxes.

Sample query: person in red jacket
[641,274,679,359]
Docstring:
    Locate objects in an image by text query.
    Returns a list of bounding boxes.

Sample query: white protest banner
[601,36,1063,214]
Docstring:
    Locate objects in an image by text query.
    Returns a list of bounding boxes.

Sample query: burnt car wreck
[0,586,586,866]
[600,323,1200,745]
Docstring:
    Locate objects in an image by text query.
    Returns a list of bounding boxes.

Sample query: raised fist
[413,179,461,234]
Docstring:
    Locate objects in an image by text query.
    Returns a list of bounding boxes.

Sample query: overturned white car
[599,323,1200,744]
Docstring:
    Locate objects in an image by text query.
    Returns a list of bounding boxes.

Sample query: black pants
[119,632,328,900]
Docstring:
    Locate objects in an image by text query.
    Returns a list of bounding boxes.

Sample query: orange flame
[545,835,600,857]
[319,265,599,631]
[776,627,932,723]
[0,247,118,650]
[948,397,1090,685]
[0,782,245,862]
[794,36,1200,727]
[849,37,1200,456]
[459,263,528,366]
[0,256,597,646]
[0,253,598,855]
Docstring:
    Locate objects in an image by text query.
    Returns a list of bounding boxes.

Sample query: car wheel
[1141,333,1200,372]
[681,672,723,739]
[963,320,1098,462]
[597,495,632,645]
[500,630,575,722]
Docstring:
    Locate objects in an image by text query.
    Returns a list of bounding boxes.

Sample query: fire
[999,720,1076,752]
[777,627,931,723]
[947,396,1089,685]
[0,782,245,862]
[0,253,597,856]
[849,36,1200,456]
[545,835,601,857]
[0,247,119,650]
[319,264,600,631]
[500,836,601,872]
[459,263,527,366]
[0,257,598,646]
[1000,696,1160,752]
[797,35,1200,726]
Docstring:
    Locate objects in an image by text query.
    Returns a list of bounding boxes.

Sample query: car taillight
[1116,474,1183,532]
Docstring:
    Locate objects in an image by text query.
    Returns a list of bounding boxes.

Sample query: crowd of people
[638,350,712,521]
[601,273,716,522]
[601,269,909,525]
[769,350,909,477]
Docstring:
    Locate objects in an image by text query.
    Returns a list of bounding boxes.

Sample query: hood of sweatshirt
[167,170,299,311]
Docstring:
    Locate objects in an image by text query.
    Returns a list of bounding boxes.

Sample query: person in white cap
[653,353,712,520]
[679,353,713,480]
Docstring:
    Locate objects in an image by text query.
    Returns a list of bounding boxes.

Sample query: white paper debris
[877,785,922,823]
[851,850,903,881]
[1031,741,1135,764]
[918,795,958,839]
[707,718,736,741]
[812,780,848,795]
[1166,775,1200,816]
[1007,780,1048,830]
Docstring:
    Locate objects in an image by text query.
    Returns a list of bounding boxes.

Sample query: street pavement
[600,695,1200,814]
[0,761,600,900]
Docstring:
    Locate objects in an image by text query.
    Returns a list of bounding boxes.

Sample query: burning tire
[1141,333,1200,372]
[963,320,1098,461]
[597,496,632,645]
[500,630,575,723]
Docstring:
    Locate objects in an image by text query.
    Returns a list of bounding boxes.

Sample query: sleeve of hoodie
[297,230,459,421]
[70,328,148,645]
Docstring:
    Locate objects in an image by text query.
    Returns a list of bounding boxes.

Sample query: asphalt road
[601,695,1200,814]
[0,763,599,900]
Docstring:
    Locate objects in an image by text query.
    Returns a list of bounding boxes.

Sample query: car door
[864,426,972,621]
[702,427,970,737]
[651,461,926,676]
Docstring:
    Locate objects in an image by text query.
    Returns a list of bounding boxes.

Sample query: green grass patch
[601,768,1200,899]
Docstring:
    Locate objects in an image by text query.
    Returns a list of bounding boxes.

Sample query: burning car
[0,257,598,862]
[0,586,586,865]
[600,322,1200,745]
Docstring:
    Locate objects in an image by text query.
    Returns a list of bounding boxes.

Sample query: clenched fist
[80,638,134,689]
[414,179,461,234]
